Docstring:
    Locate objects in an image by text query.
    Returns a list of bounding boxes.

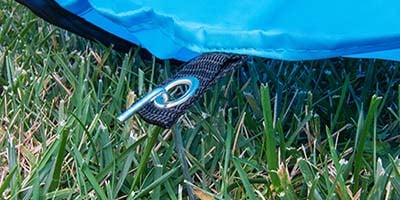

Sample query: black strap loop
[138,53,248,128]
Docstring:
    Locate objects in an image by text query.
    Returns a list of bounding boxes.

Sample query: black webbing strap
[138,53,248,128]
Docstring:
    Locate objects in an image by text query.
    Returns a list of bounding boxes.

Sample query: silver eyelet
[153,76,199,109]
[117,76,199,122]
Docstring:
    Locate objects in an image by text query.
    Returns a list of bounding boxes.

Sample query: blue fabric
[56,0,400,61]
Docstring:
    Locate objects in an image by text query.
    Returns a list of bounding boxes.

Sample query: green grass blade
[221,109,233,199]
[398,84,400,120]
[32,163,40,200]
[277,165,298,200]
[130,126,163,191]
[132,167,178,199]
[6,132,20,197]
[95,135,147,182]
[331,75,349,131]
[45,189,75,199]
[47,128,69,192]
[149,151,162,200]
[298,158,315,185]
[0,166,17,195]
[232,157,257,200]
[173,124,195,200]
[72,145,108,200]
[325,127,349,200]
[260,84,280,188]
[367,158,389,199]
[352,95,382,191]
[388,156,400,196]
[113,145,135,197]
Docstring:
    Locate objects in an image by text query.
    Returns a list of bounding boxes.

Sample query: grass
[2,1,400,199]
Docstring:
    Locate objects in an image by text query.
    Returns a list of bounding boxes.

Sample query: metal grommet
[154,76,199,108]
[116,76,199,123]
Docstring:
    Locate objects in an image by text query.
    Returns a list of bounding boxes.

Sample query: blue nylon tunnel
[16,0,400,61]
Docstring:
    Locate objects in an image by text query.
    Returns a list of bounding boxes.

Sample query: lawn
[1,1,400,199]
